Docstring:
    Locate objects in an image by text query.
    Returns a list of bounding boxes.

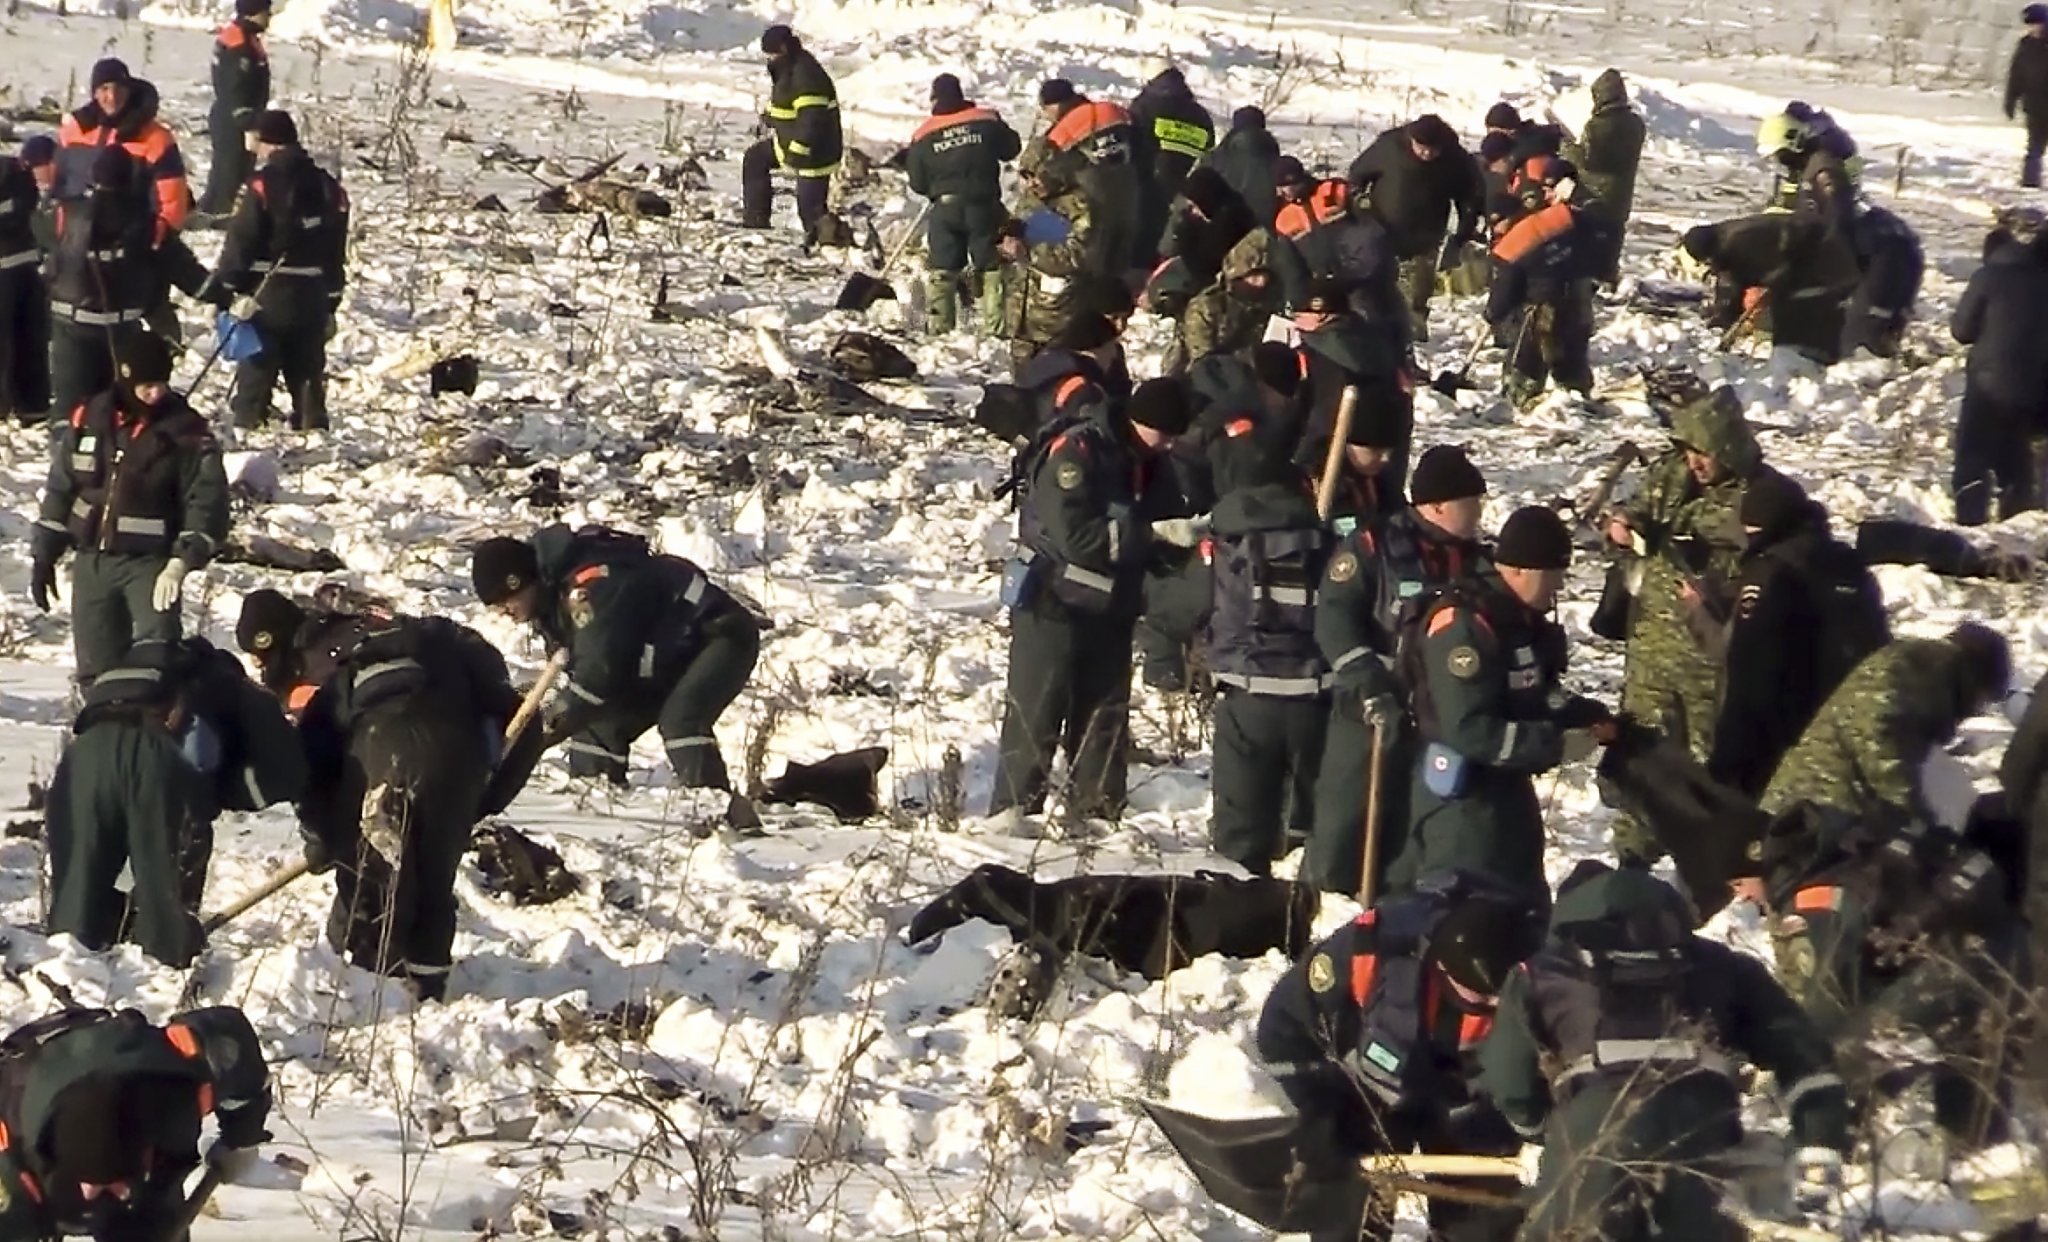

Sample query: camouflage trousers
[1396,253,1437,341]
[1610,640,1721,863]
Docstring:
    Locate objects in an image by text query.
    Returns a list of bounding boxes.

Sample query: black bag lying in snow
[759,746,888,821]
[471,821,579,905]
[907,864,1315,979]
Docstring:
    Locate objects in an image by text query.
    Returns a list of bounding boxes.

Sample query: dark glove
[204,282,235,310]
[1553,697,1613,731]
[29,556,58,613]
[299,826,335,875]
[1338,687,1399,727]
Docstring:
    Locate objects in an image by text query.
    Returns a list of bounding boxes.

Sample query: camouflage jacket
[1620,393,1762,659]
[1562,95,1645,223]
[1000,185,1099,345]
[1180,228,1279,363]
[1760,638,1974,822]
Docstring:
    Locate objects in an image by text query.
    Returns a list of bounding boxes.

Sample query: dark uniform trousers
[46,717,208,968]
[927,195,1004,273]
[741,139,831,236]
[1135,555,1209,690]
[203,123,253,217]
[990,602,1135,819]
[72,550,181,680]
[231,302,330,431]
[1520,1082,1747,1242]
[1211,690,1326,874]
[320,696,490,988]
[1306,709,1417,897]
[1952,386,2041,526]
[2026,111,2048,188]
[0,263,49,423]
[564,611,761,790]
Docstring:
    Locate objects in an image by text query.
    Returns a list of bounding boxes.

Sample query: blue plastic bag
[1021,210,1072,247]
[215,312,265,363]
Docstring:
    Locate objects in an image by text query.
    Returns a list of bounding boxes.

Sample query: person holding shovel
[1305,444,1489,901]
[0,1004,272,1242]
[1254,869,1540,1242]
[1480,861,1852,1240]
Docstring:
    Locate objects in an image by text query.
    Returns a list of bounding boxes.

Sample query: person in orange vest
[0,1005,272,1240]
[55,59,190,240]
[1251,870,1539,1242]
[1029,78,1142,274]
[198,0,272,220]
[905,74,1020,334]
[1488,155,1610,408]
[1270,166,1402,329]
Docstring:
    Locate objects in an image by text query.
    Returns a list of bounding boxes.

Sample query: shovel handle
[877,201,934,279]
[1314,387,1359,519]
[1356,720,1387,906]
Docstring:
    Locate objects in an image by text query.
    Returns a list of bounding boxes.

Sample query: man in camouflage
[1604,381,1766,862]
[1761,625,2011,824]
[1172,227,1279,372]
[997,154,1105,377]
[1560,68,1645,285]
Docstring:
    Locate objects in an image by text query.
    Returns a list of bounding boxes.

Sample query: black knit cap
[254,109,298,146]
[760,24,796,54]
[1348,394,1408,448]
[1737,470,1811,533]
[1429,898,1539,995]
[1272,155,1311,190]
[47,1079,145,1185]
[1948,621,2012,706]
[931,73,965,110]
[119,332,174,385]
[1407,113,1458,151]
[472,536,539,605]
[1039,78,1078,107]
[19,135,55,167]
[1681,224,1721,265]
[1231,105,1267,131]
[1251,340,1301,397]
[235,0,272,16]
[1127,377,1192,435]
[90,58,131,89]
[1072,272,1135,322]
[235,588,306,655]
[1050,314,1119,353]
[1485,102,1522,131]
[1495,504,1574,570]
[1409,444,1486,504]
[1478,131,1515,163]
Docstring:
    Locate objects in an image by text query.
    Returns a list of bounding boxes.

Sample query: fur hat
[471,537,539,605]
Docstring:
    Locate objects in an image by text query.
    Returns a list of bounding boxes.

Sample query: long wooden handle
[202,650,572,934]
[1362,1154,1521,1178]
[1357,720,1388,906]
[1314,386,1360,519]
[877,201,935,278]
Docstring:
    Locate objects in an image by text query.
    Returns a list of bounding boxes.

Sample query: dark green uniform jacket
[214,146,350,319]
[1013,372,1151,618]
[210,19,269,135]
[766,49,842,178]
[906,103,1020,203]
[1563,82,1645,225]
[0,1007,270,1241]
[36,389,229,566]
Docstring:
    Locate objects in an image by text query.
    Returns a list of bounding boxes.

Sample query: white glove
[1673,243,1710,282]
[1791,1147,1845,1230]
[151,559,191,612]
[1150,515,1212,547]
[230,294,260,322]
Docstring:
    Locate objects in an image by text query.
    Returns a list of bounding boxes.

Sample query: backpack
[1802,542,1890,703]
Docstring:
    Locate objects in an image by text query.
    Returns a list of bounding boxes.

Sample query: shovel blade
[1140,1100,1366,1233]
[834,271,898,312]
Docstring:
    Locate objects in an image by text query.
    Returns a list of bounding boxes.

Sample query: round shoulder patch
[1328,552,1358,584]
[1307,953,1336,993]
[567,587,595,629]
[1446,646,1481,679]
[1056,460,1085,491]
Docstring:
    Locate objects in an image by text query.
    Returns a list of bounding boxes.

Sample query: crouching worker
[0,1005,271,1240]
[470,524,763,829]
[46,638,304,968]
[1480,862,1853,1240]
[236,589,522,1000]
[1254,870,1540,1242]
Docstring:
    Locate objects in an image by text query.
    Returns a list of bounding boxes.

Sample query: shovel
[1429,328,1491,396]
[835,201,933,312]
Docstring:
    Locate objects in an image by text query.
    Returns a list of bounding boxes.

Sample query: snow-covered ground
[0,0,2040,1235]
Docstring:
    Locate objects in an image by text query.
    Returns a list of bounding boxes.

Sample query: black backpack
[1803,541,1891,703]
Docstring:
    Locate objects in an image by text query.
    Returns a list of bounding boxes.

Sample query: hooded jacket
[1564,71,1645,221]
[1952,232,2048,412]
[56,78,188,237]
